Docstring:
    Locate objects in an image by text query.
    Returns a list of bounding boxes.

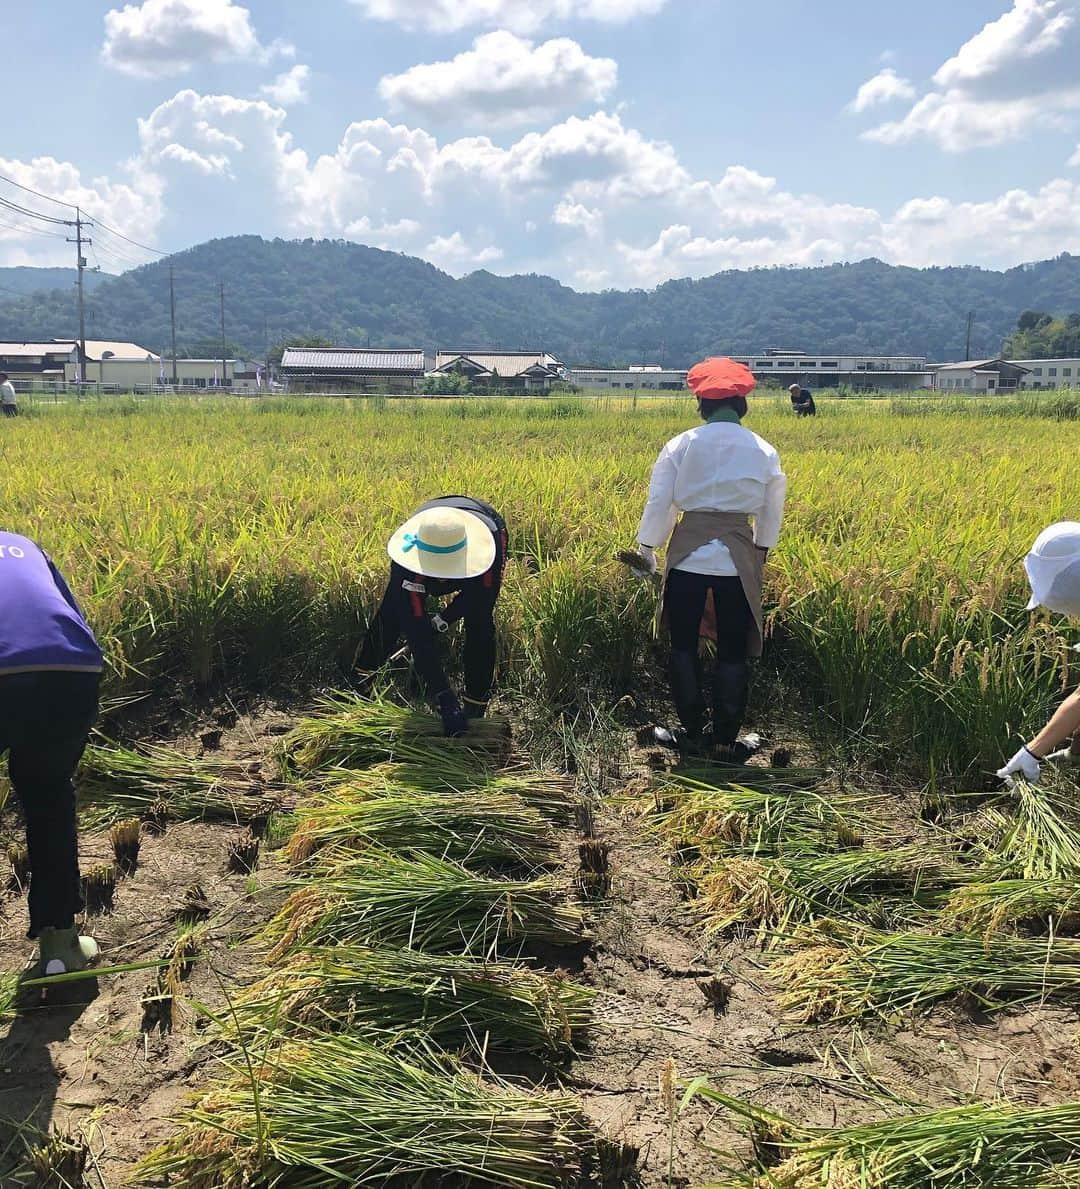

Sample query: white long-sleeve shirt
[637,420,787,575]
[0,381,16,407]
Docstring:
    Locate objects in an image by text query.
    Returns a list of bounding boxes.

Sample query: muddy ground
[0,694,1077,1187]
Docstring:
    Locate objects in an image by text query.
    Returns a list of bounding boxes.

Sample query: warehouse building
[731,349,931,391]
[569,365,688,391]
[932,359,1030,393]
[0,340,237,390]
[430,351,565,393]
[1011,358,1080,389]
[280,347,425,393]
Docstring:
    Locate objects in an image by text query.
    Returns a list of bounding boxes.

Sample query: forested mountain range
[1,236,1078,365]
[0,266,110,300]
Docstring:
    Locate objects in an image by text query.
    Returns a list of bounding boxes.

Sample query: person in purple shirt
[0,532,103,976]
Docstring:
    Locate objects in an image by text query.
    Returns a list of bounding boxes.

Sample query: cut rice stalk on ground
[286,789,558,871]
[304,757,578,821]
[688,1083,1080,1189]
[693,845,975,936]
[266,851,586,959]
[773,923,1080,1023]
[138,1032,589,1189]
[976,782,1080,880]
[228,945,594,1054]
[940,877,1080,937]
[284,692,512,772]
[642,775,880,858]
[80,742,286,827]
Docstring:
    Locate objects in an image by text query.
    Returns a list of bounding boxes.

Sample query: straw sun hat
[387,507,496,580]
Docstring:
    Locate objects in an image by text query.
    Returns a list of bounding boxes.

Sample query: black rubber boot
[670,650,705,739]
[712,661,750,748]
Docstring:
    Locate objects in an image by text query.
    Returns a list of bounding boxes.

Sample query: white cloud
[378,32,616,126]
[350,0,667,33]
[0,155,163,267]
[552,199,603,237]
[849,68,916,113]
[261,65,311,105]
[864,0,1080,150]
[1070,143,1080,165]
[424,232,504,274]
[17,86,1080,285]
[102,0,288,76]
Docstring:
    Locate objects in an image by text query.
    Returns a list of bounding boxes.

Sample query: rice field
[1,393,1078,1186]
[1,393,1074,782]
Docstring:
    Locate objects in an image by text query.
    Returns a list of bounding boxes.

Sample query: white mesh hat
[1024,521,1080,617]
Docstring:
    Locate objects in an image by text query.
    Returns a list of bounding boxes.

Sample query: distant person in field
[636,358,787,763]
[997,522,1080,785]
[0,533,103,976]
[0,373,17,417]
[376,497,508,736]
[789,384,816,417]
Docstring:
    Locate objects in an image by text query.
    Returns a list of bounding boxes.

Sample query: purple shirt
[0,533,103,676]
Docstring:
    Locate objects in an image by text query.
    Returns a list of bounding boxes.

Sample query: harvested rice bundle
[774,923,1080,1023]
[308,758,578,821]
[691,1084,1080,1189]
[286,789,558,871]
[645,775,878,858]
[266,851,586,958]
[139,1032,589,1189]
[231,945,593,1054]
[695,846,969,935]
[941,877,1080,937]
[80,743,284,827]
[981,783,1080,880]
[284,692,511,772]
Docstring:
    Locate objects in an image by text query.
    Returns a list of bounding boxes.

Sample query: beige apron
[655,510,765,658]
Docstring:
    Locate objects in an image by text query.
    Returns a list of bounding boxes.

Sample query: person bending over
[1,533,103,975]
[376,496,507,737]
[998,521,1080,784]
[637,358,787,763]
[789,384,816,417]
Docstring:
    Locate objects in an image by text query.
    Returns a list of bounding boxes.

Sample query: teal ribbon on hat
[402,531,467,555]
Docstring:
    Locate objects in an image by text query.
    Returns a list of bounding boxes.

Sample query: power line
[0,213,68,240]
[0,169,78,212]
[0,195,72,227]
[88,215,167,257]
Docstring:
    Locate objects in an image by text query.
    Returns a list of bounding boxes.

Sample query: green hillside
[1,236,1078,365]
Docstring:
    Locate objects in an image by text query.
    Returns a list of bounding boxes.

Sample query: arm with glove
[392,571,468,737]
[998,688,1080,785]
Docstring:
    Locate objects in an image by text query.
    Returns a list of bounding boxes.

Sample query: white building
[431,350,565,392]
[569,366,688,391]
[1010,358,1080,389]
[0,340,237,390]
[931,359,1032,393]
[731,350,931,391]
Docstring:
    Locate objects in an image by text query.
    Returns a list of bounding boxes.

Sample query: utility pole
[965,310,975,361]
[66,208,91,387]
[169,265,179,385]
[263,315,270,387]
[219,281,228,388]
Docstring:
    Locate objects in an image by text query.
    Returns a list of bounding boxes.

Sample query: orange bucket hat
[687,357,756,400]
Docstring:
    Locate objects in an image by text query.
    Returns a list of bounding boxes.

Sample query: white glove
[637,544,658,575]
[996,745,1041,785]
[431,613,450,634]
[1045,745,1080,767]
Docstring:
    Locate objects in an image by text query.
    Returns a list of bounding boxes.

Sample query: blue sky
[3,0,1080,287]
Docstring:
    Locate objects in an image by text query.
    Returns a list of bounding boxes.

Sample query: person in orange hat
[636,357,787,762]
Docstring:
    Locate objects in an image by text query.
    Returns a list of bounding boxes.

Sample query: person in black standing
[376,496,508,736]
[789,384,816,417]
